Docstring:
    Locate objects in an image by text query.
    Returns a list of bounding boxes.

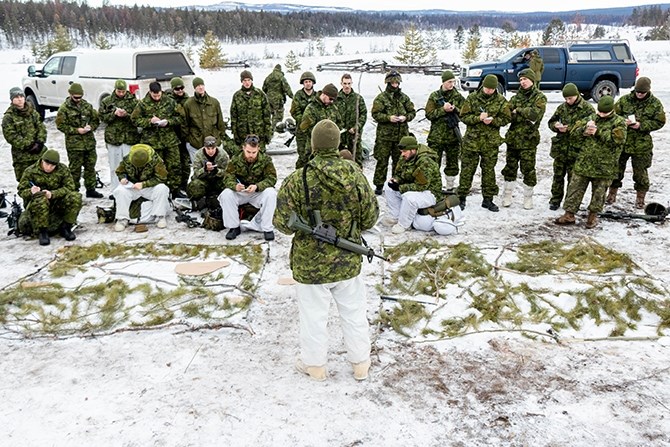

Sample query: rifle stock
[599,210,666,223]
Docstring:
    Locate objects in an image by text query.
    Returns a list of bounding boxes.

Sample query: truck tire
[590,80,617,103]
[26,93,45,121]
[496,82,506,96]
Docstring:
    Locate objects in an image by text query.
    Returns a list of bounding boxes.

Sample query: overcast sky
[86,0,659,12]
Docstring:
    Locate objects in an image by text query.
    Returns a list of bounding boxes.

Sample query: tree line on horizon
[0,0,667,50]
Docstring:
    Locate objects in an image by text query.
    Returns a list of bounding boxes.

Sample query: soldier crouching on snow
[187,136,230,210]
[18,149,82,246]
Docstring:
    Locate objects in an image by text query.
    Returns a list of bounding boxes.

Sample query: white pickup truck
[22,48,197,118]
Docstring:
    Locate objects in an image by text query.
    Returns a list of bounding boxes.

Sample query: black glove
[28,141,44,154]
[387,181,400,191]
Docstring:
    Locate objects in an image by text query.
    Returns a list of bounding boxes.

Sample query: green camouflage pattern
[547,96,595,206]
[18,160,82,233]
[182,93,227,150]
[501,85,547,186]
[131,93,184,190]
[528,51,544,84]
[166,90,191,189]
[296,95,343,169]
[611,91,666,191]
[230,87,272,147]
[393,145,442,200]
[55,97,100,152]
[274,148,379,284]
[570,113,627,179]
[99,91,140,146]
[223,150,277,192]
[187,147,230,200]
[563,174,610,214]
[458,88,511,199]
[2,102,47,181]
[262,66,294,128]
[115,145,168,188]
[337,88,367,165]
[425,86,465,176]
[290,88,316,167]
[371,86,416,187]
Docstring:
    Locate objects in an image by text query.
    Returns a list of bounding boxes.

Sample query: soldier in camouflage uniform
[524,49,544,86]
[555,96,627,229]
[382,136,442,234]
[290,71,317,168]
[219,136,277,241]
[182,76,234,162]
[230,70,272,150]
[99,79,140,192]
[371,70,416,195]
[187,136,230,209]
[337,73,367,167]
[274,119,379,382]
[166,77,191,193]
[607,77,666,209]
[18,150,82,246]
[131,81,184,198]
[458,74,511,212]
[113,144,170,232]
[501,69,547,210]
[2,87,47,182]
[262,64,294,129]
[55,83,102,198]
[424,70,465,190]
[547,83,595,210]
[297,83,343,168]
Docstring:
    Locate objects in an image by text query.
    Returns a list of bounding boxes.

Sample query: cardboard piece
[174,260,230,276]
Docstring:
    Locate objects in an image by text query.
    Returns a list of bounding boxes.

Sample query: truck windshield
[498,49,523,62]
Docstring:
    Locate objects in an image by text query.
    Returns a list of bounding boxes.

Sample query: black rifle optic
[288,210,387,263]
[169,199,200,228]
[599,203,667,224]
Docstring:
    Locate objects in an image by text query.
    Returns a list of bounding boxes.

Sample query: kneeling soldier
[187,136,230,210]
[18,149,82,245]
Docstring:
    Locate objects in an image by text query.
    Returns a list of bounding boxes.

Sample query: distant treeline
[0,0,666,48]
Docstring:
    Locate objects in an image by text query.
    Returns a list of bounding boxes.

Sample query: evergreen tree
[31,24,74,62]
[334,42,343,55]
[461,24,481,64]
[591,25,606,39]
[285,50,301,73]
[454,25,465,49]
[316,37,326,56]
[542,19,566,45]
[395,23,434,65]
[93,32,113,49]
[198,30,226,69]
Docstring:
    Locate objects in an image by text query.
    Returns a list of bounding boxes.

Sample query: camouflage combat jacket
[274,148,379,284]
[2,103,47,158]
[131,93,184,149]
[393,145,442,200]
[337,89,367,136]
[115,145,168,187]
[298,94,343,138]
[18,161,76,205]
[230,87,272,146]
[505,85,547,148]
[460,89,511,151]
[425,87,465,146]
[371,86,416,142]
[262,67,293,104]
[183,92,226,149]
[290,88,316,127]
[547,96,595,158]
[192,147,229,180]
[223,151,277,192]
[99,91,140,146]
[615,91,666,155]
[570,113,627,179]
[55,97,100,151]
[166,90,190,141]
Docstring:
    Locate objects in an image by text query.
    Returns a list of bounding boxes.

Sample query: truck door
[538,48,565,90]
[38,56,76,106]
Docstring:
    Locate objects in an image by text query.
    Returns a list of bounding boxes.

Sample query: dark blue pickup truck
[459,41,638,102]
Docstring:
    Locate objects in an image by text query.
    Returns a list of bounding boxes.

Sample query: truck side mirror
[512,56,524,65]
[27,65,36,76]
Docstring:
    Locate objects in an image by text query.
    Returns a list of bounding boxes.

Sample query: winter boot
[606,187,618,205]
[352,359,371,381]
[635,191,646,209]
[555,211,576,225]
[374,186,383,196]
[585,212,598,229]
[38,228,50,246]
[459,197,466,210]
[295,359,327,382]
[444,176,457,193]
[523,184,534,210]
[86,189,103,199]
[481,198,499,212]
[60,222,76,241]
[502,181,515,207]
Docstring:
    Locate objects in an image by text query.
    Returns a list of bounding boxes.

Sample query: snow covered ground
[1,30,669,446]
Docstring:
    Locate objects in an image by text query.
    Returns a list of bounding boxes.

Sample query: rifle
[435,97,462,142]
[599,209,667,223]
[170,198,200,228]
[6,195,22,236]
[288,210,388,263]
[284,119,297,147]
